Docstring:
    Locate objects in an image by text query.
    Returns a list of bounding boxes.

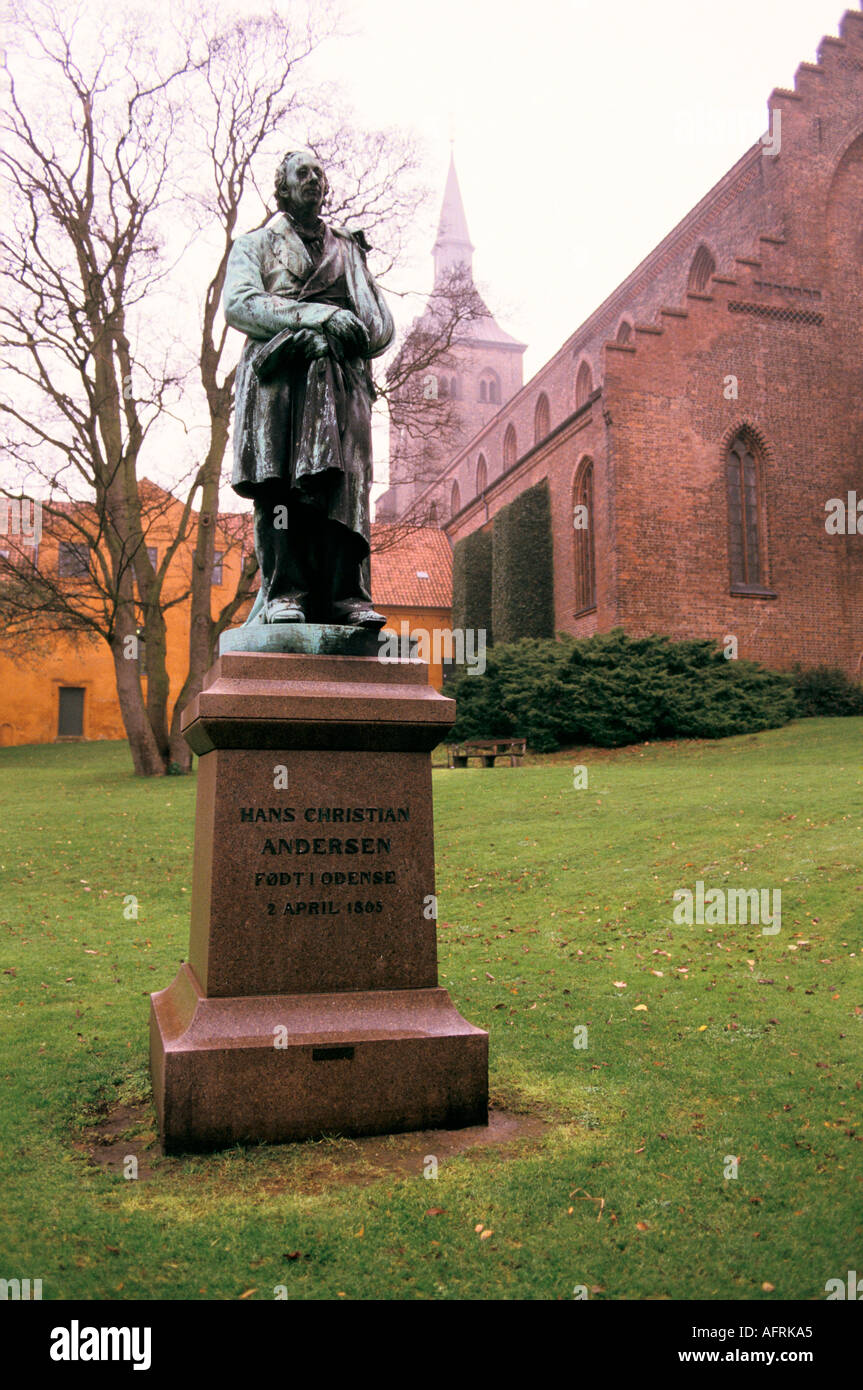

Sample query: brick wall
[442,8,863,677]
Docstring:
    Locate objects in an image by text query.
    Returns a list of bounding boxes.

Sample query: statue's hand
[290,327,329,362]
[325,308,369,359]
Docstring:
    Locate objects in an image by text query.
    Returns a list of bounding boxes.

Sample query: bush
[491,480,554,643]
[449,629,797,752]
[790,664,863,718]
[452,528,493,640]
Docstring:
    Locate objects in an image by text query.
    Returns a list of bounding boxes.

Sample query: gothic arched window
[534,393,550,443]
[476,454,487,493]
[688,243,716,292]
[479,371,500,405]
[575,360,593,409]
[503,425,517,468]
[726,431,767,590]
[616,320,632,344]
[573,459,596,613]
[450,481,461,517]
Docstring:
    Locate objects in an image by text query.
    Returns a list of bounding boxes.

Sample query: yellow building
[0,483,250,746]
[0,492,453,747]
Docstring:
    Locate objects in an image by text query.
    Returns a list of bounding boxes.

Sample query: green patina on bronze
[219,622,384,658]
[223,150,394,632]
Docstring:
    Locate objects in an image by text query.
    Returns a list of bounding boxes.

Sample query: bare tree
[0,1,433,774]
[0,1,214,773]
[0,1,488,773]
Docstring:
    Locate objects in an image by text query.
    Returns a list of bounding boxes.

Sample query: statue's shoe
[264,598,306,623]
[331,600,387,629]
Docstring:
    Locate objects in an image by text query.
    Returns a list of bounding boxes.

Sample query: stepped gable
[410,5,859,523]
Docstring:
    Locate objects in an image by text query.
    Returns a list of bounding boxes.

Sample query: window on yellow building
[57,687,85,738]
[57,541,90,577]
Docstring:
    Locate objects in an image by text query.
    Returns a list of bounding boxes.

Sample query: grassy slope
[0,721,860,1301]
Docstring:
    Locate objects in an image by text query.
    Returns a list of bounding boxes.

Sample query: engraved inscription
[238,805,411,923]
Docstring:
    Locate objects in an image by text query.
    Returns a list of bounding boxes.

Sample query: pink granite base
[151,964,488,1153]
[149,651,489,1154]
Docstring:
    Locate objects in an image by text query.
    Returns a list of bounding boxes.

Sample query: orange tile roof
[370,525,452,610]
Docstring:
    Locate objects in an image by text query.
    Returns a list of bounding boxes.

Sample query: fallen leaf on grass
[634,1004,648,1012]
[425,1208,445,1217]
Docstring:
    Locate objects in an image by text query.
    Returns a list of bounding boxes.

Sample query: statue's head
[275,150,328,220]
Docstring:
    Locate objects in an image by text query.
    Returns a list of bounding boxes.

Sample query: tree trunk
[167,639,205,774]
[143,603,171,763]
[112,640,166,776]
[168,415,231,773]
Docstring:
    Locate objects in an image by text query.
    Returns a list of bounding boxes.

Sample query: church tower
[376,153,525,523]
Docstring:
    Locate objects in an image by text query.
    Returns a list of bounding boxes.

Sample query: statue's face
[280,153,326,220]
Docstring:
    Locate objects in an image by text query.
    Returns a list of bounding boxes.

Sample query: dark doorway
[58,687,85,738]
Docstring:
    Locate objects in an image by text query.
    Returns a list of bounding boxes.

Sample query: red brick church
[382,8,863,678]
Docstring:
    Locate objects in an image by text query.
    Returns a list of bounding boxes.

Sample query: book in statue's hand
[252,326,328,383]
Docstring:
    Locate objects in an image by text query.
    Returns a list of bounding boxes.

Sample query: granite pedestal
[149,639,488,1153]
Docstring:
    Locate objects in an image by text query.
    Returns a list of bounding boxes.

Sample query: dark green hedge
[789,664,863,717]
[491,479,554,643]
[449,629,798,752]
[451,527,493,640]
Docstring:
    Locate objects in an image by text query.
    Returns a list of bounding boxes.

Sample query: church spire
[432,151,475,284]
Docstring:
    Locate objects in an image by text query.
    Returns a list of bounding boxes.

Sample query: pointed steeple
[432,152,475,284]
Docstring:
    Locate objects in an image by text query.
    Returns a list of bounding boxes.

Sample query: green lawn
[0,720,860,1300]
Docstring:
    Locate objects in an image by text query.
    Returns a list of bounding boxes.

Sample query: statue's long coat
[223,212,394,550]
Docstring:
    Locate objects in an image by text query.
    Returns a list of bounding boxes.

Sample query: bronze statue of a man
[224,150,394,626]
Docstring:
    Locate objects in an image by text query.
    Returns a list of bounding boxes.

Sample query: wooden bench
[447,738,526,768]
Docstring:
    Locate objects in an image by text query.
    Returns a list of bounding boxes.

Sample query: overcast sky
[7,0,853,507]
[314,0,849,378]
